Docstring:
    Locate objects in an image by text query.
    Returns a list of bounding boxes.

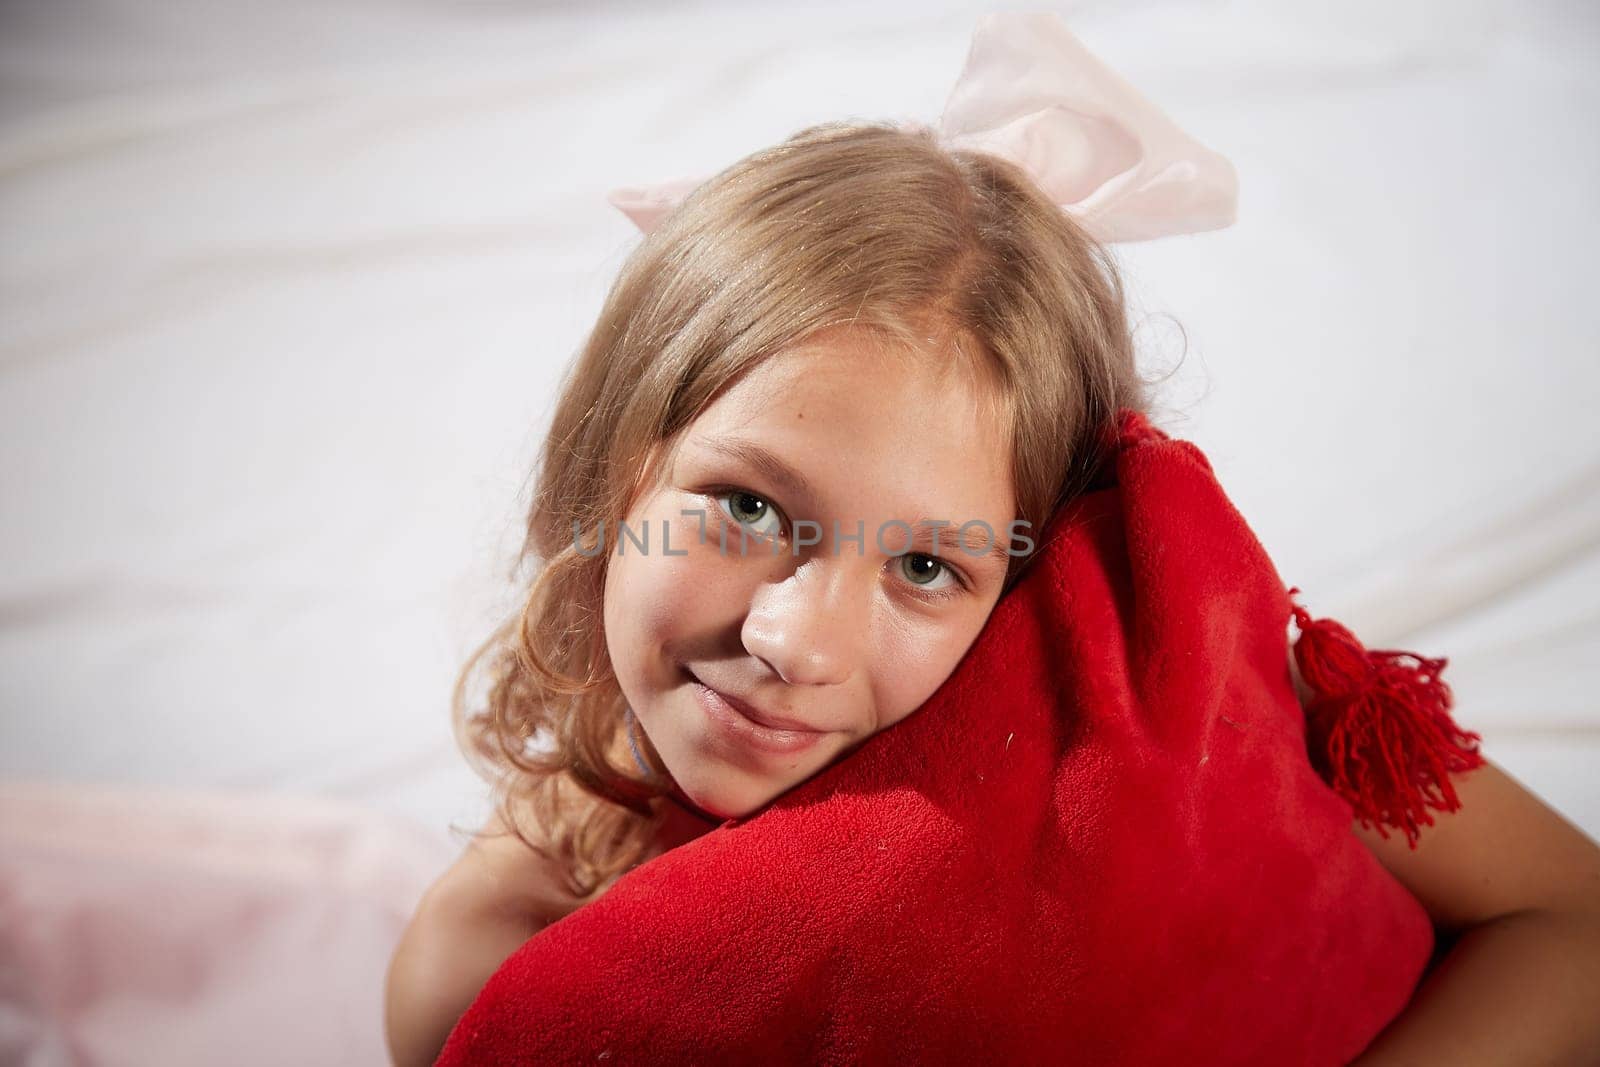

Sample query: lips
[686,670,823,735]
[690,679,828,758]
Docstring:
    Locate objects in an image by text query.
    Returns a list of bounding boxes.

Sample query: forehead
[677,327,1015,524]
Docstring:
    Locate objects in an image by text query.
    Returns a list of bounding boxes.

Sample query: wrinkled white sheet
[0,778,458,1066]
[1,1,1597,1064]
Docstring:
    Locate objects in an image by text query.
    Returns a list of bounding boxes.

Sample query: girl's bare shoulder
[441,800,591,926]
[385,805,555,1067]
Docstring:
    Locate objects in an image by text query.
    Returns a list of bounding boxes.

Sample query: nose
[741,556,859,687]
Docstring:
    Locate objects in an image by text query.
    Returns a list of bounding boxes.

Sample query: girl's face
[602,325,1017,821]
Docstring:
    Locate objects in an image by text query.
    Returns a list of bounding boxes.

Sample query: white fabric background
[1,1,1596,1063]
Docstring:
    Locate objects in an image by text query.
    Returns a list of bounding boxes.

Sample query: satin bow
[605,12,1238,243]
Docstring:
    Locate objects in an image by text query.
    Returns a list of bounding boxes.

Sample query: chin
[675,774,781,822]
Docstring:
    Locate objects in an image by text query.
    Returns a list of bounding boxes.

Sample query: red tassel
[1287,587,1488,850]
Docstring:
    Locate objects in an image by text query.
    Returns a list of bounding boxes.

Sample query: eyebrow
[694,435,1016,571]
[696,435,819,503]
[902,519,1016,571]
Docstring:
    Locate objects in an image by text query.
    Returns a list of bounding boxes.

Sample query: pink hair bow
[605,12,1238,243]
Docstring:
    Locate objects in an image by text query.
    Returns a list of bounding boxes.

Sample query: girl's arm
[1347,757,1600,1065]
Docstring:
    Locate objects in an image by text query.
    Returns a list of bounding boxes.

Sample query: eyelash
[701,486,971,604]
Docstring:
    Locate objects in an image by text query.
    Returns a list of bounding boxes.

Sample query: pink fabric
[0,778,455,1066]
[606,12,1239,243]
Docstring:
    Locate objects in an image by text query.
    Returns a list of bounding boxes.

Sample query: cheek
[606,504,756,668]
[870,619,987,733]
[604,557,685,698]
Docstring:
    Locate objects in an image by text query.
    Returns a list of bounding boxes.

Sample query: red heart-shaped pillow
[437,408,1481,1066]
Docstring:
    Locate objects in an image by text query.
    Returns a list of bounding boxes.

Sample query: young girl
[384,116,1600,1067]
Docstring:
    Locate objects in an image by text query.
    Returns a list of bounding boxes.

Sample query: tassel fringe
[1287,587,1488,850]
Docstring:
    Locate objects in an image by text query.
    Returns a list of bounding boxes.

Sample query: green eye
[716,490,784,540]
[899,553,956,593]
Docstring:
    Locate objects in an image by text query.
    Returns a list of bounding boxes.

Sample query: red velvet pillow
[436,408,1485,1066]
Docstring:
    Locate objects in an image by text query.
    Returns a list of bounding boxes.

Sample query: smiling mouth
[684,669,822,734]
[683,669,830,755]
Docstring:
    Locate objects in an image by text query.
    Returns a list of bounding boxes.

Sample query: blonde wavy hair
[451,119,1166,905]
